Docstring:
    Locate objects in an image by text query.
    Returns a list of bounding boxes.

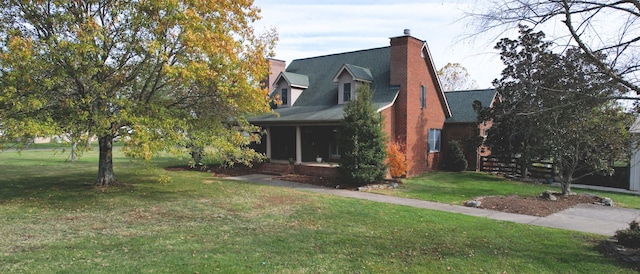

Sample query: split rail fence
[480,156,554,179]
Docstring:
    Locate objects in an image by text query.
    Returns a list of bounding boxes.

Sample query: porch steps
[258,162,294,175]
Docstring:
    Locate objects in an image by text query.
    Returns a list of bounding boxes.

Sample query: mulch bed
[476,194,602,217]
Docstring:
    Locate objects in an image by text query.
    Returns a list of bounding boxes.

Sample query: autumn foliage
[386,141,407,178]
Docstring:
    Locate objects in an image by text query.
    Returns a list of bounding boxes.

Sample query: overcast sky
[253,0,505,89]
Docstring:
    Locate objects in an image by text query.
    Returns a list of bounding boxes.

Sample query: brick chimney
[389,29,445,175]
[389,30,425,145]
[263,58,286,92]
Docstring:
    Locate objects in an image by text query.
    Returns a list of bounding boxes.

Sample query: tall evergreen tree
[338,85,387,186]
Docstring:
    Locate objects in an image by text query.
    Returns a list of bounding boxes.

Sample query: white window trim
[428,128,441,153]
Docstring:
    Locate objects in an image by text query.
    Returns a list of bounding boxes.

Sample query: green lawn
[370,171,640,209]
[0,149,636,273]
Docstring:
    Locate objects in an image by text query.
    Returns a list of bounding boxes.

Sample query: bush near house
[387,141,407,178]
[443,140,468,172]
[616,221,640,248]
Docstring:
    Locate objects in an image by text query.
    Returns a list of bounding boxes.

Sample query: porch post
[295,126,302,164]
[266,127,272,159]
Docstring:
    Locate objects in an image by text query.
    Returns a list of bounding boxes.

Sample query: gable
[274,72,309,89]
[332,64,373,83]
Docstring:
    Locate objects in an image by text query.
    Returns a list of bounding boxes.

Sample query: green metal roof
[444,89,497,123]
[251,47,398,124]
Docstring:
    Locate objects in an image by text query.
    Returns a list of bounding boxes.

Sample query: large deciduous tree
[338,85,387,186]
[437,63,479,91]
[0,0,277,186]
[471,0,640,95]
[483,25,633,194]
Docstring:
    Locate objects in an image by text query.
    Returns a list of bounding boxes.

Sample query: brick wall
[294,165,342,179]
[263,58,286,91]
[442,122,492,171]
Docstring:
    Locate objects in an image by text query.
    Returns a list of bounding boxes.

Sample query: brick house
[442,89,498,171]
[250,30,451,177]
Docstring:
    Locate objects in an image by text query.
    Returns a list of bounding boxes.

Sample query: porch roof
[250,93,399,125]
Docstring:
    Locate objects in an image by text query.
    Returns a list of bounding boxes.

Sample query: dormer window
[272,72,308,107]
[333,64,373,105]
[343,83,351,102]
[281,88,288,105]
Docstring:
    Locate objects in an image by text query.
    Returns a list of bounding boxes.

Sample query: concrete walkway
[228,174,640,236]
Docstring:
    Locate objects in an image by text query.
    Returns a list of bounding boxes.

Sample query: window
[343,83,351,102]
[281,88,288,105]
[420,85,426,109]
[428,128,441,152]
[329,143,340,159]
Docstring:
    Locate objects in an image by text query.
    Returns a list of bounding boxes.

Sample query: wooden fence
[480,156,630,189]
[480,156,554,178]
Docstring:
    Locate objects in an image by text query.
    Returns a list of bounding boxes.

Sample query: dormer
[332,64,373,104]
[272,72,308,107]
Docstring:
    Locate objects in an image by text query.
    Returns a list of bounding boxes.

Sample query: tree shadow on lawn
[0,170,189,208]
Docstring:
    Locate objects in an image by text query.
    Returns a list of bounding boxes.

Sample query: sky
[252,0,506,89]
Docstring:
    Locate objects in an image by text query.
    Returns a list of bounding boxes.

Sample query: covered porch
[254,125,342,164]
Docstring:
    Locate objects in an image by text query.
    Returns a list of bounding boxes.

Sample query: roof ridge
[445,88,495,93]
[291,46,390,62]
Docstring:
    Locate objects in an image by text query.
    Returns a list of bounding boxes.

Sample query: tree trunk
[96,135,117,187]
[561,172,573,196]
[519,158,529,179]
[71,142,77,162]
[561,182,571,195]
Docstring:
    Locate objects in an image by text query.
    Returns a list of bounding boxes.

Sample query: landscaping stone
[464,200,482,208]
[600,238,640,266]
[602,197,614,207]
[357,181,401,191]
[542,190,557,201]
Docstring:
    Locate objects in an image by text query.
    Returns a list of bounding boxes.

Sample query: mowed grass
[370,171,640,209]
[0,149,636,273]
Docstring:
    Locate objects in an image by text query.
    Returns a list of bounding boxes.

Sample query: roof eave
[422,42,452,118]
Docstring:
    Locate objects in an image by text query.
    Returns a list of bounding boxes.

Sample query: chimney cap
[403,29,411,36]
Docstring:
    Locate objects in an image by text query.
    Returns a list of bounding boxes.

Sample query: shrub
[615,220,640,248]
[338,85,387,186]
[443,140,468,172]
[387,141,407,178]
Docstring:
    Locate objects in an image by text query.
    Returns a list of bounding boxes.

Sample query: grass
[0,149,637,273]
[370,171,640,209]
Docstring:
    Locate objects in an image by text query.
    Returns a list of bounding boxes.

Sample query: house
[442,89,498,171]
[250,30,451,177]
[630,117,640,191]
